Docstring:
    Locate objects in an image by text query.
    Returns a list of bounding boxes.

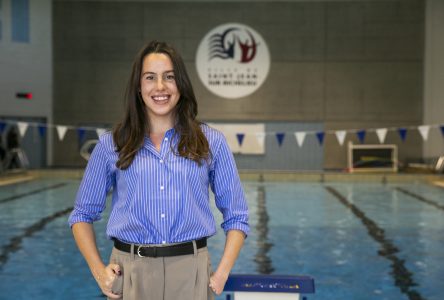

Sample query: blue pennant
[77,128,86,143]
[276,133,285,147]
[38,125,47,137]
[357,130,366,143]
[316,132,325,145]
[236,133,245,146]
[440,126,444,137]
[0,121,6,134]
[398,128,407,141]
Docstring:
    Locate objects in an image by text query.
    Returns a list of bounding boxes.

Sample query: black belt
[113,238,207,258]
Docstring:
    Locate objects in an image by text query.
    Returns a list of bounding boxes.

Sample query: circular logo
[196,23,270,99]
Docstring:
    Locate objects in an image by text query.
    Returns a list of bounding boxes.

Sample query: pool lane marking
[0,206,73,269]
[254,185,275,274]
[395,187,444,212]
[0,182,67,205]
[325,186,426,300]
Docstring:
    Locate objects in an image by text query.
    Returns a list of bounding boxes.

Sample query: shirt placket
[158,135,170,245]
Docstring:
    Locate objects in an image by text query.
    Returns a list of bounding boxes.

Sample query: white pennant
[376,128,388,144]
[56,126,68,141]
[254,132,266,147]
[418,125,430,141]
[294,132,306,147]
[17,122,28,137]
[96,128,107,137]
[335,130,347,146]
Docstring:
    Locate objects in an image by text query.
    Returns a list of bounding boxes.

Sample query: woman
[69,40,249,300]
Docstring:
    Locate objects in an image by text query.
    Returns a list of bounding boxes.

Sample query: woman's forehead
[142,53,173,70]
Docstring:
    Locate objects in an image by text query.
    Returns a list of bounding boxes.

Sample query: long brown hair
[113,41,209,169]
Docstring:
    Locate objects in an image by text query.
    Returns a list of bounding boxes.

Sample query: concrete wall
[52,0,425,169]
[423,0,444,160]
[233,122,324,171]
[0,0,53,166]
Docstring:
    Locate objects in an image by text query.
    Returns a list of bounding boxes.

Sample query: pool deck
[0,170,35,186]
[0,169,443,186]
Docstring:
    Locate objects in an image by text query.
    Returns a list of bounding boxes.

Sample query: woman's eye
[166,74,175,81]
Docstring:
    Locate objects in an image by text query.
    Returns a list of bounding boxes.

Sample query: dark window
[12,0,29,43]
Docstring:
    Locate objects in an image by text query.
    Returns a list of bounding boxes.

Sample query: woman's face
[140,53,180,124]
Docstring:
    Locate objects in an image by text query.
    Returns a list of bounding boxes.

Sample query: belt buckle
[137,245,157,258]
[137,245,144,258]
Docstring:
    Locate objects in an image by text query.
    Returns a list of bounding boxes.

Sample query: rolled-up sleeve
[68,139,114,227]
[210,134,249,236]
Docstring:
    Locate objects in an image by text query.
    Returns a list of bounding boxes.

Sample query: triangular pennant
[96,128,107,137]
[398,128,407,142]
[335,130,347,146]
[77,128,86,143]
[38,125,47,137]
[316,132,325,146]
[56,126,68,141]
[440,126,444,137]
[294,132,306,147]
[276,132,285,147]
[254,132,266,147]
[376,128,387,144]
[0,121,6,134]
[17,122,28,137]
[356,130,366,144]
[418,125,430,141]
[236,133,245,147]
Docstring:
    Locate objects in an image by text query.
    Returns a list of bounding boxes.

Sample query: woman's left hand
[209,271,228,295]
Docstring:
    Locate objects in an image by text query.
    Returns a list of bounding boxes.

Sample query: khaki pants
[108,246,214,300]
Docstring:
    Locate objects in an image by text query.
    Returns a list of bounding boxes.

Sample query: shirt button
[161,213,165,218]
[159,159,164,163]
[162,241,166,244]
[164,137,169,141]
[160,185,164,190]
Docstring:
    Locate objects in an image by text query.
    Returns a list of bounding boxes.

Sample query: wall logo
[196,23,270,99]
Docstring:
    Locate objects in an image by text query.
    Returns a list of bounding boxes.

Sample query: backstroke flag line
[335,130,347,146]
[1,120,444,149]
[56,126,68,141]
[376,128,388,144]
[418,125,430,141]
[294,132,306,148]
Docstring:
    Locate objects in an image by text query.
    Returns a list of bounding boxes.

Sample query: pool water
[0,178,443,300]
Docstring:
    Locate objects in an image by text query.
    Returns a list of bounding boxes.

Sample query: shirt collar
[142,127,178,151]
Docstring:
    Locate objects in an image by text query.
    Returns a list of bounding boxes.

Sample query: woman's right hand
[93,263,122,299]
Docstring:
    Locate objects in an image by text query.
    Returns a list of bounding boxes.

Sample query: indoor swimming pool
[0,177,443,300]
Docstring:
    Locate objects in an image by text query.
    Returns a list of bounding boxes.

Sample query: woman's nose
[156,78,166,90]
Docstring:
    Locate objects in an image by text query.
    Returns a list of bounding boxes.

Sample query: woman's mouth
[152,95,170,103]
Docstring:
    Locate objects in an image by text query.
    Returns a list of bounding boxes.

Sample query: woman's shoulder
[199,123,225,143]
[97,131,116,152]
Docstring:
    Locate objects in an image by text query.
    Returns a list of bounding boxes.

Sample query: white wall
[0,0,53,165]
[424,0,444,159]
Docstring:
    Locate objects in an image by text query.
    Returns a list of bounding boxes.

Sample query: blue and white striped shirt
[68,124,249,244]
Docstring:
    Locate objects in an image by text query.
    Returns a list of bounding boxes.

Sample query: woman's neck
[148,115,175,136]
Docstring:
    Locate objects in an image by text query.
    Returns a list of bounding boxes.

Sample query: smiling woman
[68,41,249,300]
[113,41,210,170]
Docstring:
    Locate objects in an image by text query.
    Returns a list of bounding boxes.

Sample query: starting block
[224,274,315,300]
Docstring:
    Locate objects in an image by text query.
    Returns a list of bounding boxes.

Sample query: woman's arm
[72,222,121,299]
[209,229,245,295]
